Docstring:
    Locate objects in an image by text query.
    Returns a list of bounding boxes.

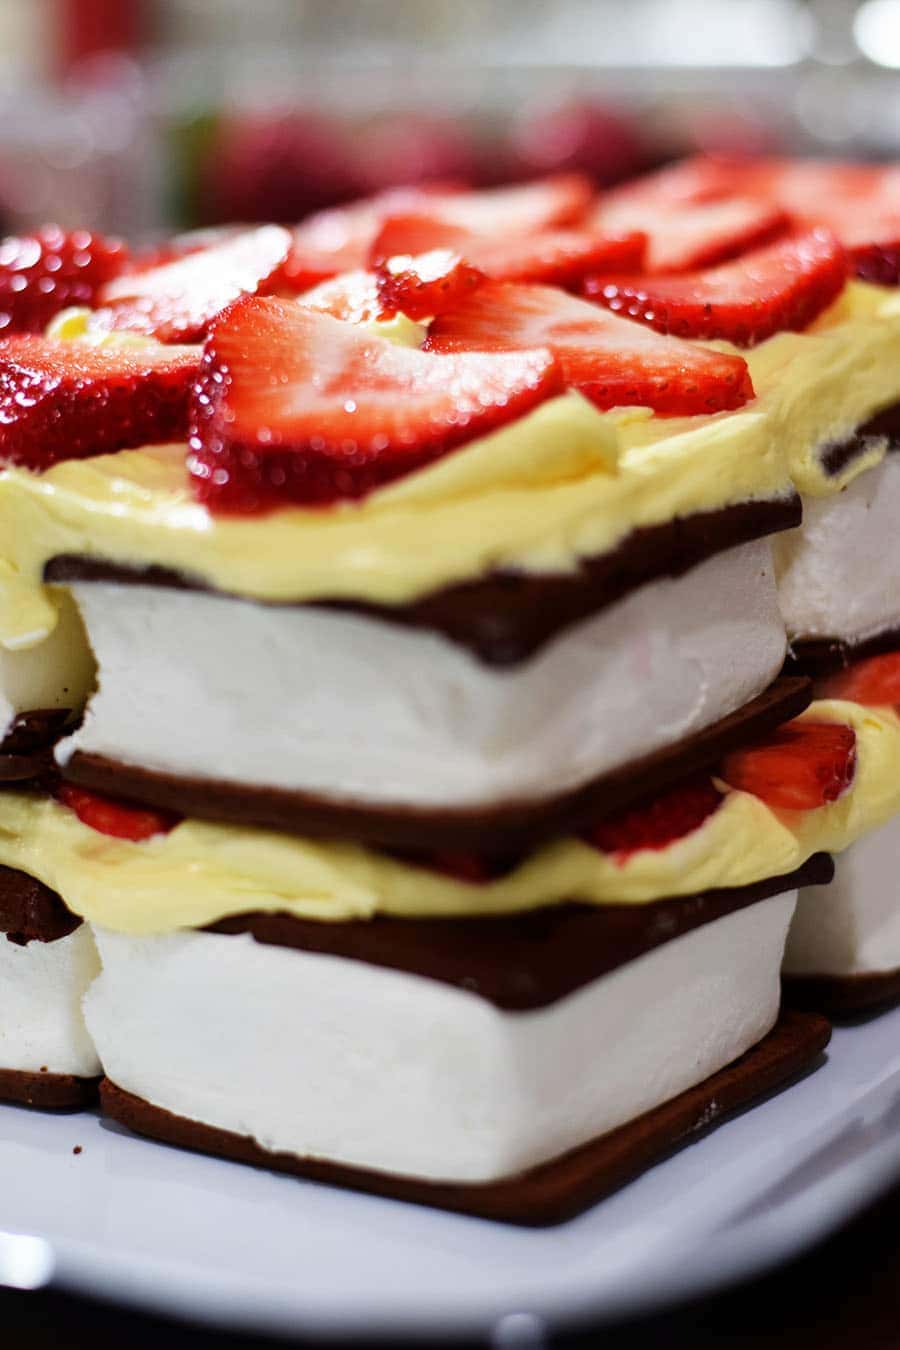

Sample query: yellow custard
[0,281,896,652]
[0,699,893,933]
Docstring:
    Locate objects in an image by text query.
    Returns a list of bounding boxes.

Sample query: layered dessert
[0,167,898,1214]
[574,156,900,1014]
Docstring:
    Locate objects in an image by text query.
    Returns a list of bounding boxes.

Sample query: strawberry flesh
[593,193,787,273]
[188,295,562,512]
[279,175,594,291]
[584,776,723,862]
[96,225,291,343]
[586,229,846,347]
[425,281,754,415]
[0,336,200,470]
[375,248,485,320]
[56,783,180,842]
[297,269,395,324]
[0,226,128,334]
[371,212,645,303]
[819,652,900,707]
[719,720,857,811]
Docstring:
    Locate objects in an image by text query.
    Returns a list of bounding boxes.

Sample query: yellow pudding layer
[0,699,892,933]
[0,281,896,651]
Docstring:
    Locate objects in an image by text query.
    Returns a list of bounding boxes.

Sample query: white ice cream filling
[775,454,900,644]
[58,538,786,810]
[784,813,900,976]
[85,892,796,1185]
[0,925,100,1077]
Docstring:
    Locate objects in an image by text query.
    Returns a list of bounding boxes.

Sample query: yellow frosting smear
[0,392,789,650]
[621,282,900,498]
[0,280,897,651]
[0,698,893,933]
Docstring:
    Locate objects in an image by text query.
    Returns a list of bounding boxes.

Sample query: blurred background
[2,0,900,239]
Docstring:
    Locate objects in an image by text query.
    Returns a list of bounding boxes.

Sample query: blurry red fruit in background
[511,99,647,186]
[351,114,481,195]
[199,113,360,224]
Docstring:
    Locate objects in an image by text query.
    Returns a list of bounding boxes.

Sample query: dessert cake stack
[0,165,899,1221]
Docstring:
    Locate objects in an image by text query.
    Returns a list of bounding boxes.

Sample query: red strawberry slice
[371,212,645,302]
[188,295,562,512]
[279,176,595,291]
[0,336,200,470]
[96,225,291,343]
[584,776,723,862]
[819,652,900,707]
[56,783,180,842]
[719,720,857,811]
[427,174,594,233]
[0,226,128,334]
[127,226,242,275]
[375,248,485,321]
[586,229,846,347]
[640,155,900,285]
[278,185,472,292]
[297,269,395,324]
[594,193,788,273]
[425,281,754,416]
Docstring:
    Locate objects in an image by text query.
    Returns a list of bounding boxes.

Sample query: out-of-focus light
[855,0,900,66]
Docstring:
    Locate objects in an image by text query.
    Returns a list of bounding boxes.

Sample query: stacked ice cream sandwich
[1,169,900,1221]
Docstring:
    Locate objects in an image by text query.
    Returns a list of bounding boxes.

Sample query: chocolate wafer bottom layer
[0,1067,99,1110]
[63,676,812,854]
[100,1009,830,1227]
[784,969,900,1019]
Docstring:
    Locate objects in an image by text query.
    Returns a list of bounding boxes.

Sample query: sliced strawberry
[594,193,787,273]
[96,225,291,343]
[297,269,395,325]
[127,226,242,275]
[0,336,200,470]
[425,281,753,416]
[586,230,846,347]
[371,212,645,300]
[56,783,180,842]
[584,776,723,862]
[819,652,900,707]
[279,176,594,291]
[278,185,469,291]
[188,295,561,512]
[0,226,128,334]
[639,155,900,285]
[427,174,594,233]
[719,720,857,811]
[375,248,485,321]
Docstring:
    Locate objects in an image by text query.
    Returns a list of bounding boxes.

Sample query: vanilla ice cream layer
[0,586,94,741]
[775,454,900,644]
[0,925,100,1076]
[86,892,795,1185]
[59,538,786,811]
[784,814,900,976]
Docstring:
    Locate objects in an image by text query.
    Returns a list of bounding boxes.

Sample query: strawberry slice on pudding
[584,776,724,862]
[0,335,200,469]
[719,720,857,811]
[593,193,787,273]
[370,212,644,309]
[586,229,846,347]
[819,652,900,708]
[280,175,596,290]
[96,225,291,343]
[425,281,754,415]
[188,294,562,511]
[0,226,128,334]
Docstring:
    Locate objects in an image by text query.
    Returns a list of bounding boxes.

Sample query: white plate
[4,1006,900,1343]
